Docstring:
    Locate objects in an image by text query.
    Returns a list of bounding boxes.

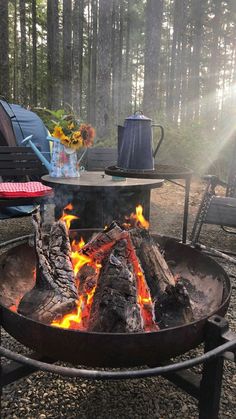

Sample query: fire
[51,296,84,329]
[124,205,149,230]
[60,203,79,230]
[50,203,155,332]
[51,235,101,329]
[126,236,158,331]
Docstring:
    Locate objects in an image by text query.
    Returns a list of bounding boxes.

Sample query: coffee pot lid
[125,110,151,121]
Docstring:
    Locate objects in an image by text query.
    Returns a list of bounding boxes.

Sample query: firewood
[130,228,176,294]
[130,228,194,326]
[18,213,78,324]
[80,221,127,261]
[155,280,194,328]
[88,239,144,333]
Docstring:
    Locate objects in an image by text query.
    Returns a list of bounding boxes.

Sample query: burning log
[18,213,78,324]
[80,221,126,261]
[129,228,194,327]
[88,239,144,333]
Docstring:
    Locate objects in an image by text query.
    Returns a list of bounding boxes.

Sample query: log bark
[130,228,176,295]
[18,214,77,324]
[130,228,194,327]
[80,222,126,261]
[88,239,143,333]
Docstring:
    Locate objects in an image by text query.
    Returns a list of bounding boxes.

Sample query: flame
[126,205,149,230]
[51,296,84,329]
[60,203,79,230]
[126,236,158,332]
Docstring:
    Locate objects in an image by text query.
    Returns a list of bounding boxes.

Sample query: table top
[42,172,164,191]
[105,164,193,179]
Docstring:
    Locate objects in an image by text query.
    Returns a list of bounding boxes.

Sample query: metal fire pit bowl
[0,232,231,368]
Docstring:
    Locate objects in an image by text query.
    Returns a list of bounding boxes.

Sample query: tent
[0,100,50,218]
[0,100,50,157]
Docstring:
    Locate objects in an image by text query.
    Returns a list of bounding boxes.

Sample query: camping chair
[190,137,236,261]
[84,147,118,171]
[0,146,53,217]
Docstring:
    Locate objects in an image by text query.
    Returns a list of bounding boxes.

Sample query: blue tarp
[0,101,50,156]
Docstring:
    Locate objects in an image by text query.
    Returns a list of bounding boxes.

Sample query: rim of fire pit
[0,234,231,336]
[0,325,236,380]
[105,164,193,179]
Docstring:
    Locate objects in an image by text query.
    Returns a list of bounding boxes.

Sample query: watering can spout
[22,135,52,173]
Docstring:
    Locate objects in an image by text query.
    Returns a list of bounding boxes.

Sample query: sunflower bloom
[60,135,71,147]
[52,126,64,139]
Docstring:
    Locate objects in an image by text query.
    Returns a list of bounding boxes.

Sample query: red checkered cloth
[0,182,53,198]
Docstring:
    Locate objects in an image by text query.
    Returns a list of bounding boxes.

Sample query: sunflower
[53,125,64,139]
[80,124,95,147]
[60,135,71,148]
[70,131,83,149]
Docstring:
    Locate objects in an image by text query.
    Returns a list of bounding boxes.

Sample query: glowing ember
[52,296,84,329]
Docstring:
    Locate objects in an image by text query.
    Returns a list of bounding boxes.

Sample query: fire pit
[1,230,236,419]
[0,230,231,367]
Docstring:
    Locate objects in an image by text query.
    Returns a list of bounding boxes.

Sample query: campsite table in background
[105,164,193,243]
[42,172,164,229]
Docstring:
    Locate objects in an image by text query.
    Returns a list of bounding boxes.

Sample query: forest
[0,0,236,173]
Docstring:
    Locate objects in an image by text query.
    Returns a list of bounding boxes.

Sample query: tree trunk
[63,0,72,107]
[0,0,9,100]
[167,0,185,122]
[87,0,92,121]
[117,0,124,120]
[187,0,205,121]
[72,0,84,115]
[143,0,163,118]
[111,0,119,121]
[206,0,222,123]
[123,0,132,117]
[13,0,18,102]
[32,0,37,106]
[96,0,113,138]
[19,0,27,105]
[47,0,60,110]
[90,0,98,125]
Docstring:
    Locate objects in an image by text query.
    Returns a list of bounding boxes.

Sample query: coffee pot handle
[152,124,164,158]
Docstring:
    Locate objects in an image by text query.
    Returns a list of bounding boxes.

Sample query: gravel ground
[1,179,236,418]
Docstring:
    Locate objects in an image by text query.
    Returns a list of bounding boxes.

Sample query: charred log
[130,228,194,326]
[18,213,77,324]
[88,239,143,333]
[130,228,176,294]
[80,221,126,261]
[155,280,194,328]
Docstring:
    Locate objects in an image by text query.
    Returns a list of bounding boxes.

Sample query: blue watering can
[22,135,86,178]
[117,111,164,171]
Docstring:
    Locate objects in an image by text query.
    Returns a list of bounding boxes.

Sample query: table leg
[182,175,191,243]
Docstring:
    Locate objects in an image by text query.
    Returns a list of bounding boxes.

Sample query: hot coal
[18,213,77,324]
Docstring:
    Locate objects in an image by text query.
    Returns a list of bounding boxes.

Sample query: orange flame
[60,203,79,230]
[127,205,149,229]
[126,236,158,331]
[51,236,100,329]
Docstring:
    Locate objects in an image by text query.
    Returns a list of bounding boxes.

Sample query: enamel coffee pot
[117,111,164,171]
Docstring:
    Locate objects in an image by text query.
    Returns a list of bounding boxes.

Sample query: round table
[42,172,164,229]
